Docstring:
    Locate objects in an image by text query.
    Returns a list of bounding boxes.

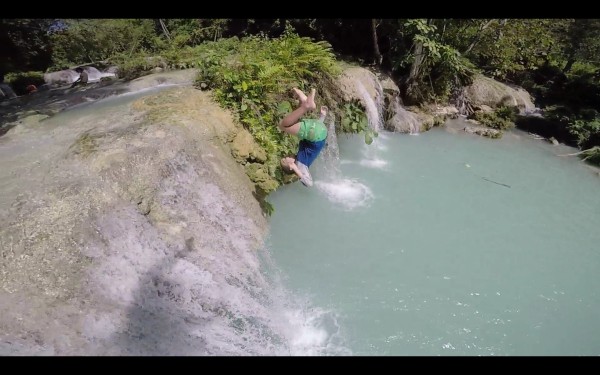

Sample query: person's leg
[278,88,316,135]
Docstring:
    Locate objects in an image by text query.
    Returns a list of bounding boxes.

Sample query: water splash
[320,119,342,179]
[312,119,375,210]
[258,248,352,356]
[315,178,374,211]
[359,158,388,169]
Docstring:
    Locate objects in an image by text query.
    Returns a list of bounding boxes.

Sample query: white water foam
[359,158,388,169]
[257,249,352,356]
[315,178,374,210]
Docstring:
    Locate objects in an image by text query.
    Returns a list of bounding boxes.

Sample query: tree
[371,19,382,66]
[399,19,477,104]
[554,19,600,73]
[0,19,55,73]
[445,19,557,80]
[49,19,161,69]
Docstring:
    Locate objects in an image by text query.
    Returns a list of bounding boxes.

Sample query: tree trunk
[464,19,494,54]
[371,19,382,66]
[159,19,171,41]
[496,19,508,42]
[405,39,425,104]
[562,57,575,73]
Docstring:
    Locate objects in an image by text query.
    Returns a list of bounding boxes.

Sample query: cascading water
[452,85,471,116]
[389,96,421,136]
[312,118,374,211]
[43,67,116,86]
[319,119,342,179]
[0,84,355,356]
[354,79,389,170]
[83,67,117,83]
[356,80,383,133]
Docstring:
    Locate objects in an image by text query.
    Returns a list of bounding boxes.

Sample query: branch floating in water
[481,177,511,188]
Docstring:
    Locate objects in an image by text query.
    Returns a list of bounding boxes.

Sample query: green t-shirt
[298,118,328,142]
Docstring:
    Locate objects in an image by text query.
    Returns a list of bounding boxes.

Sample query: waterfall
[356,80,383,133]
[352,75,390,170]
[374,78,384,130]
[320,119,342,180]
[83,67,116,83]
[390,97,421,135]
[43,67,116,86]
[513,88,536,114]
[314,118,374,211]
[451,85,471,116]
[311,75,381,209]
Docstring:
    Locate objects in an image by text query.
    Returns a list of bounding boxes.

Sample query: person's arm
[71,76,81,88]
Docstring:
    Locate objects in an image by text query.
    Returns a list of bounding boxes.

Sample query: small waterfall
[390,97,421,135]
[373,78,385,130]
[84,67,116,83]
[321,119,342,179]
[513,88,536,114]
[314,118,374,211]
[43,67,116,86]
[452,85,472,116]
[356,80,383,133]
[354,75,389,170]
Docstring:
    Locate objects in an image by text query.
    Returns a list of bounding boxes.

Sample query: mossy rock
[230,130,267,163]
[245,163,278,193]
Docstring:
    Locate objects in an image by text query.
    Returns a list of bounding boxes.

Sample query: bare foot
[292,87,307,103]
[305,88,316,111]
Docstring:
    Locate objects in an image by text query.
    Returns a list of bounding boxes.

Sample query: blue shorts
[296,139,326,168]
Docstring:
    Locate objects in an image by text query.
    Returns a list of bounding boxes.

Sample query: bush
[5,71,45,96]
[469,105,518,130]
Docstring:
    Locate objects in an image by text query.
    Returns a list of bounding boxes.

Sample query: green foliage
[567,118,600,148]
[340,100,368,133]
[534,66,600,150]
[461,19,556,81]
[109,54,168,80]
[164,19,230,47]
[261,199,275,217]
[469,105,517,130]
[399,19,479,103]
[49,19,161,70]
[580,147,600,165]
[339,99,377,143]
[5,71,45,95]
[551,19,600,73]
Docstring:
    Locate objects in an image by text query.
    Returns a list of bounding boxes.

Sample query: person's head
[280,155,296,174]
[75,67,83,73]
